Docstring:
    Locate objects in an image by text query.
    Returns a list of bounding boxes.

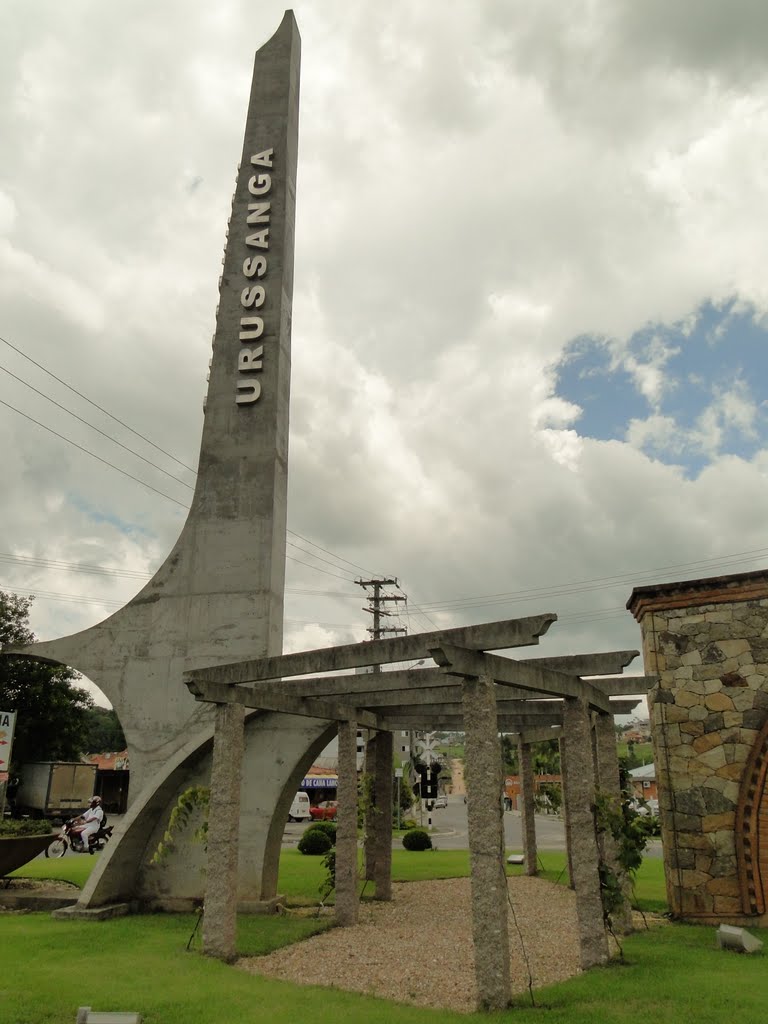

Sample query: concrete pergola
[185,612,654,1011]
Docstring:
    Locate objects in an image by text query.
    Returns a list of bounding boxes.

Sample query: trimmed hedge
[297,829,332,856]
[401,828,432,851]
[306,821,336,844]
[0,819,53,837]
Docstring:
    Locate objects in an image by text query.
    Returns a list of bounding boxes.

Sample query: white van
[287,791,311,822]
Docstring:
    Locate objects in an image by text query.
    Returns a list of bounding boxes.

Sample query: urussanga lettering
[236,148,273,406]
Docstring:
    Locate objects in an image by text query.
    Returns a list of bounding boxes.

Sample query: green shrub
[636,813,661,838]
[297,828,332,856]
[402,828,432,851]
[0,819,53,837]
[401,818,418,830]
[306,821,336,844]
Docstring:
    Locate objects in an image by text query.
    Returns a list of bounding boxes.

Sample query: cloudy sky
[1,0,767,711]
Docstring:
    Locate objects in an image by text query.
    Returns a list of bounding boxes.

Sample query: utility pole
[356,578,407,879]
[356,577,407,664]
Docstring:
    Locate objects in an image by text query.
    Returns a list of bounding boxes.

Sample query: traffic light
[416,763,441,800]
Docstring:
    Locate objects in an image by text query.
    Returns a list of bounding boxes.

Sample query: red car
[309,800,338,820]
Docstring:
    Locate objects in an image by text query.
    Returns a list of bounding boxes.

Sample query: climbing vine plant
[593,789,652,948]
[151,785,210,865]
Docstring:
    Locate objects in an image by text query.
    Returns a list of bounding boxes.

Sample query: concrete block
[506,854,525,865]
[237,895,286,914]
[53,903,131,921]
[716,925,763,953]
[77,1011,142,1024]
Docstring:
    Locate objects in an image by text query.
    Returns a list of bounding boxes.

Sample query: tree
[81,707,126,753]
[0,590,94,768]
[395,770,414,818]
[533,739,560,774]
[500,734,519,774]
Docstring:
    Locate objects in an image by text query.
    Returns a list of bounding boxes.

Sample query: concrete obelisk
[8,12,334,912]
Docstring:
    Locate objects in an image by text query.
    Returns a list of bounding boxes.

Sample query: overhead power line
[0,552,152,580]
[1,330,392,581]
[0,579,636,634]
[0,585,124,609]
[0,400,381,582]
[287,526,385,578]
[415,546,768,614]
[0,397,190,508]
[0,333,197,474]
[0,363,194,490]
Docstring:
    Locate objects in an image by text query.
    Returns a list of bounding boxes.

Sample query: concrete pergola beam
[184,613,557,685]
[379,701,564,718]
[513,725,564,744]
[196,655,644,702]
[522,651,639,675]
[588,675,657,695]
[246,674,656,705]
[380,697,639,731]
[186,678,381,730]
[186,675,640,729]
[249,666,449,697]
[431,645,614,713]
[276,683,475,708]
[380,714,566,731]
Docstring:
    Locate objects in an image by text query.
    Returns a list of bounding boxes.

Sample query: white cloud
[625,415,683,456]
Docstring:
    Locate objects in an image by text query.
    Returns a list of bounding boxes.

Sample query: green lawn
[438,742,465,759]
[12,845,668,912]
[11,854,94,888]
[3,892,767,1024]
[9,846,765,1024]
[617,741,654,764]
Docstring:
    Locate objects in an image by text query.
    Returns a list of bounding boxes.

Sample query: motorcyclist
[72,795,104,854]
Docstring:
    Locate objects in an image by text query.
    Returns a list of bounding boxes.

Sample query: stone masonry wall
[629,573,768,924]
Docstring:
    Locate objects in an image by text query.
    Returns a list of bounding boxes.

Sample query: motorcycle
[45,815,114,858]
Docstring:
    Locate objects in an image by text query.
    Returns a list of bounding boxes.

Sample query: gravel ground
[239,876,582,1013]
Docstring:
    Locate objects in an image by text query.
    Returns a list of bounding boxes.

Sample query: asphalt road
[285,798,566,850]
[282,796,663,858]
[40,799,661,859]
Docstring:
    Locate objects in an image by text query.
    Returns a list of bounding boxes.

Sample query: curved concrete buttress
[6,13,306,908]
[77,712,335,910]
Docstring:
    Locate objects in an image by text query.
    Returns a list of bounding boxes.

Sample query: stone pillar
[518,740,538,876]
[594,711,633,933]
[203,702,245,960]
[463,674,512,1011]
[372,731,394,900]
[336,718,359,926]
[562,697,609,969]
[559,736,575,889]
[363,732,376,882]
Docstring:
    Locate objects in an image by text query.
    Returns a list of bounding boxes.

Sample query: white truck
[15,762,97,819]
[287,791,311,821]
